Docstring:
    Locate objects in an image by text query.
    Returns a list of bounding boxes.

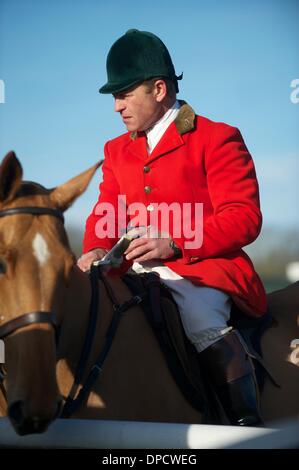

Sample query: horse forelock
[16,181,49,197]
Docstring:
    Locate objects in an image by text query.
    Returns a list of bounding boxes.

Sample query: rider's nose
[114,99,125,113]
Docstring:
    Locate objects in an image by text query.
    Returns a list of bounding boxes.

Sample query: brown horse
[0,152,298,436]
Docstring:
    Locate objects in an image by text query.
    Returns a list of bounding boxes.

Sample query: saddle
[122,271,275,423]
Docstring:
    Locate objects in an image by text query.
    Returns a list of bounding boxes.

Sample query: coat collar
[128,101,196,162]
[173,100,196,135]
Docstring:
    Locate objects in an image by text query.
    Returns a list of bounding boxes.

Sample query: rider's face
[113,81,166,132]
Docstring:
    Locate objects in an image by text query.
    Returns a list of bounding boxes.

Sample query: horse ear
[50,160,103,211]
[0,151,23,204]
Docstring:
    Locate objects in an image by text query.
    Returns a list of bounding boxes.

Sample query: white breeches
[131,261,232,352]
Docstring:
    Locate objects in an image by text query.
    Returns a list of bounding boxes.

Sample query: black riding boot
[199,329,263,426]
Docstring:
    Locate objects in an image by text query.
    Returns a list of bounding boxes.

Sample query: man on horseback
[78,29,267,426]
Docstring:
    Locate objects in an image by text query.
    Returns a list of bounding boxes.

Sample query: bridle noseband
[0,206,64,339]
[0,312,58,339]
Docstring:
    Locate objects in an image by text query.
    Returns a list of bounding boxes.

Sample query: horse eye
[0,260,7,275]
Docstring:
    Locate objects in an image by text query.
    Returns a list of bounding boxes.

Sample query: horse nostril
[8,400,24,425]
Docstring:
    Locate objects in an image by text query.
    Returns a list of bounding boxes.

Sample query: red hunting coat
[83,102,267,317]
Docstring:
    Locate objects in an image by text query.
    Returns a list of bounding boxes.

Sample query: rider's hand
[124,226,174,263]
[77,248,108,272]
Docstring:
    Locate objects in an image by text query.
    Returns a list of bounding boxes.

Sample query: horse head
[0,151,101,434]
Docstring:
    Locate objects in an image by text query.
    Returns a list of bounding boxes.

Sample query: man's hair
[143,77,177,100]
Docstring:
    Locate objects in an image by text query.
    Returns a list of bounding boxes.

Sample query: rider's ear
[0,151,23,204]
[49,160,103,211]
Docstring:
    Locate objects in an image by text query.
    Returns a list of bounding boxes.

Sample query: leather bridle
[0,206,63,339]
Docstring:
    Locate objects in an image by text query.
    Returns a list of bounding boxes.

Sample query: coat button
[144,186,151,194]
[147,204,154,212]
[143,165,150,173]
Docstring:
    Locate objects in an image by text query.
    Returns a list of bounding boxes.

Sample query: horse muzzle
[8,397,63,435]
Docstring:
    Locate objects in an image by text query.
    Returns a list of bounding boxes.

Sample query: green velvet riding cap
[99,29,182,94]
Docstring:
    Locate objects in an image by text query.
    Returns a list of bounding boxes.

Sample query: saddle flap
[122,272,208,415]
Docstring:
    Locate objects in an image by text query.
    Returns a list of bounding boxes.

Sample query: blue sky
[0,0,298,240]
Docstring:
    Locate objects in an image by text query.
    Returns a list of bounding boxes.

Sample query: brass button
[143,165,150,173]
[144,186,151,194]
[147,204,154,212]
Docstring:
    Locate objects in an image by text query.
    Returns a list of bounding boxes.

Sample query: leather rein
[61,265,146,418]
